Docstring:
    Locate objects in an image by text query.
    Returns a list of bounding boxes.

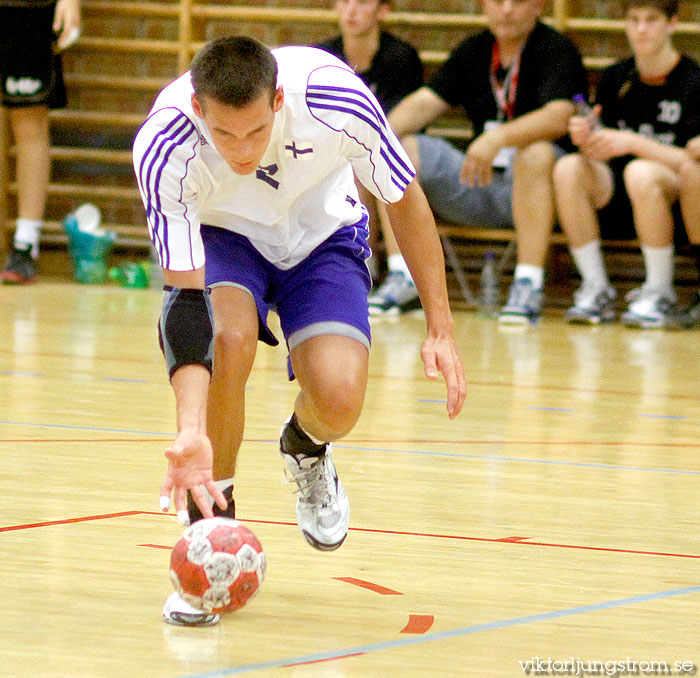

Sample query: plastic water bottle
[108,262,149,288]
[479,251,500,318]
[573,93,600,130]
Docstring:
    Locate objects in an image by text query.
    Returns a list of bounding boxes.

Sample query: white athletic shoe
[162,591,219,627]
[281,430,350,551]
[621,286,677,328]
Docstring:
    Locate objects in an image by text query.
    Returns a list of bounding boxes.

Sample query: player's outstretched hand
[421,332,467,419]
[160,427,227,525]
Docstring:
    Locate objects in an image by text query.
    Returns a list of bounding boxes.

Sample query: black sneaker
[1,245,37,284]
[186,484,235,525]
[667,291,700,329]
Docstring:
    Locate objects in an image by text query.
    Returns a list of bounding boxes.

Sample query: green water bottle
[108,262,149,288]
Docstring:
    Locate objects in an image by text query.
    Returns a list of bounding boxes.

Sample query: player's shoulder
[273,45,354,91]
[134,73,201,150]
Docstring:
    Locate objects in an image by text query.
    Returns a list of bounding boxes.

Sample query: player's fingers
[205,481,228,511]
[460,159,475,187]
[173,486,190,525]
[421,344,439,380]
[190,485,215,520]
[159,476,173,512]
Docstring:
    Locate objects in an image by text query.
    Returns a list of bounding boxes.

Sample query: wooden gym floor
[0,281,698,678]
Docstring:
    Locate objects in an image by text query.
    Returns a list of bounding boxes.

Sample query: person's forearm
[385,181,453,330]
[626,133,690,172]
[496,100,574,148]
[171,365,210,434]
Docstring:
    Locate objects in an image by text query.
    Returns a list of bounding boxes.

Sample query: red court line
[333,577,403,595]
[284,653,365,667]
[0,510,143,532]
[339,439,700,449]
[5,512,699,561]
[400,615,434,634]
[140,543,171,550]
[0,439,171,443]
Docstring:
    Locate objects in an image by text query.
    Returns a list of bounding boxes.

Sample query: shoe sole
[498,313,535,325]
[301,528,347,551]
[163,611,220,627]
[1,274,36,284]
[566,314,616,325]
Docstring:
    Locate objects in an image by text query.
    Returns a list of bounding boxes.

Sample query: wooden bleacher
[2,0,700,303]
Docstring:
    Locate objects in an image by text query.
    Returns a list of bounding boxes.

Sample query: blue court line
[0,420,171,436]
[639,414,687,420]
[0,370,43,376]
[418,398,447,403]
[333,444,700,476]
[175,584,700,677]
[529,406,576,412]
[1,421,698,475]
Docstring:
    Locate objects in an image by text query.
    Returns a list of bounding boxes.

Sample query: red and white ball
[170,517,266,613]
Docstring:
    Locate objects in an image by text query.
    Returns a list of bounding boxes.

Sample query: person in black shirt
[0,0,81,283]
[316,0,423,282]
[675,136,700,326]
[553,0,700,328]
[367,0,587,321]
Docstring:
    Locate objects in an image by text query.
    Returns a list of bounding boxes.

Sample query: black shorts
[0,0,67,108]
[598,159,685,244]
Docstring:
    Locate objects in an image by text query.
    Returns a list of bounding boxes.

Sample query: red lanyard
[489,41,521,121]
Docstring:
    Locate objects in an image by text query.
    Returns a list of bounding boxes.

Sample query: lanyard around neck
[489,41,522,121]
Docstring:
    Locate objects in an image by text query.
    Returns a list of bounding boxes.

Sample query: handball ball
[170,517,266,613]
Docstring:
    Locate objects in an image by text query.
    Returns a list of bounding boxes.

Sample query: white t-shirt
[133,45,415,271]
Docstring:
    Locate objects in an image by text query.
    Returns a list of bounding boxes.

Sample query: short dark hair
[190,36,278,108]
[624,0,679,18]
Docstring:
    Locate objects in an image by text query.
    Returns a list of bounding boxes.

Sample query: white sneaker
[162,591,219,627]
[621,286,677,328]
[368,271,421,315]
[281,430,349,551]
[565,283,617,325]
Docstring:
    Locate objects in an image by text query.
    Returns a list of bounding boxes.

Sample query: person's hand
[568,115,594,147]
[460,128,504,188]
[686,135,700,160]
[54,0,81,50]
[581,129,633,162]
[420,331,467,419]
[159,427,227,525]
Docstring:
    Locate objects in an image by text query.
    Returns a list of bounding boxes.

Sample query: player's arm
[157,267,227,524]
[133,113,226,523]
[385,180,466,419]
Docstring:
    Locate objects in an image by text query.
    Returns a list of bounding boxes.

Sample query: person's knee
[306,370,366,437]
[514,141,556,177]
[623,160,668,204]
[212,322,257,374]
[679,158,700,191]
[553,153,585,192]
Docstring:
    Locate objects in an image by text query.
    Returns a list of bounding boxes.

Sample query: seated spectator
[553,0,700,328]
[675,135,700,327]
[316,0,423,282]
[368,0,587,320]
[0,0,81,283]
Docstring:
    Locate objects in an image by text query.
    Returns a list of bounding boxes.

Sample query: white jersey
[133,46,415,271]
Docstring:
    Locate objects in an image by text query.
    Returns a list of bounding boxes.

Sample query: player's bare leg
[208,285,259,477]
[281,334,369,550]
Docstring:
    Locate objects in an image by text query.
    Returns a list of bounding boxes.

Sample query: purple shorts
[202,219,372,360]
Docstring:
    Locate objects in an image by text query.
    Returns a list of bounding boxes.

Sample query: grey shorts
[416,134,514,227]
